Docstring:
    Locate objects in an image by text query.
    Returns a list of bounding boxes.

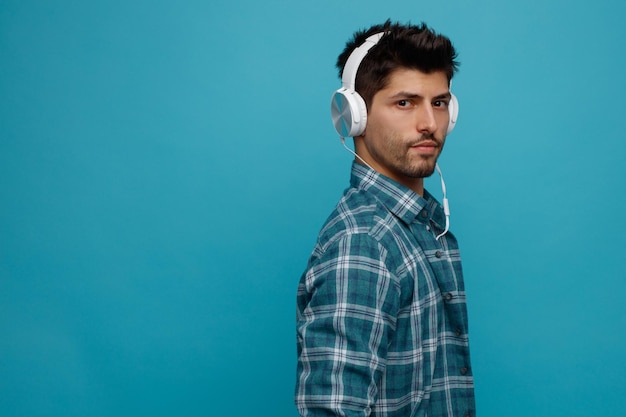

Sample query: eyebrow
[388,91,451,100]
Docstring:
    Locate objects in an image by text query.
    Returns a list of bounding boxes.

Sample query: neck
[411,179,425,197]
[353,157,425,196]
[392,173,424,196]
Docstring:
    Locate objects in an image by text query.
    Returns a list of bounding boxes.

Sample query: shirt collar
[349,161,446,229]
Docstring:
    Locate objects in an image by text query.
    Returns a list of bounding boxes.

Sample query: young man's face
[355,68,452,192]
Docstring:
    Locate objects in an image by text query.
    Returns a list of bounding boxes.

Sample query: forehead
[380,68,449,95]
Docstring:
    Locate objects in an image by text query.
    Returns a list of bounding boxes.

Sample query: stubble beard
[377,133,444,179]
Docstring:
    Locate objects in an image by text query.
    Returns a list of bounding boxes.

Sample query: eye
[397,99,412,108]
[433,100,449,109]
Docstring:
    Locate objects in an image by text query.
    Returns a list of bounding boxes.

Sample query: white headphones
[330,32,459,138]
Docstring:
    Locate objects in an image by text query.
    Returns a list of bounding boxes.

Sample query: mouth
[409,140,440,155]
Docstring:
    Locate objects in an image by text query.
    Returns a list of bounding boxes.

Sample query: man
[295,21,475,417]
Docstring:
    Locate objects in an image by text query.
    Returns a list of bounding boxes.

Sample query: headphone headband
[341,32,385,91]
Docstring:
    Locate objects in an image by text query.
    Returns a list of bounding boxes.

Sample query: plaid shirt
[296,162,475,417]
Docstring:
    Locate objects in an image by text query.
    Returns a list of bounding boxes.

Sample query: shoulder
[316,187,387,250]
[309,186,410,273]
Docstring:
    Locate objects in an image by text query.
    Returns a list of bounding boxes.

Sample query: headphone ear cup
[331,88,367,138]
[447,93,459,134]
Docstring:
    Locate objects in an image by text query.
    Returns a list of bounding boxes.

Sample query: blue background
[1,1,625,416]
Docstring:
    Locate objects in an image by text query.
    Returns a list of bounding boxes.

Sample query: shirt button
[460,367,468,375]
[426,225,431,231]
[421,210,428,218]
[435,250,442,258]
[455,327,462,337]
[444,293,453,301]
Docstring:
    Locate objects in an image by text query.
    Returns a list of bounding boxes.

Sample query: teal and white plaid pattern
[296,162,475,417]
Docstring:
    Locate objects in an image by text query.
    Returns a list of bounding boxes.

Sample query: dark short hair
[336,20,459,108]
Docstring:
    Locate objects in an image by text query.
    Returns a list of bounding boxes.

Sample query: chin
[404,162,437,178]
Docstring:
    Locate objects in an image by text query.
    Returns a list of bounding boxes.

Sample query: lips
[409,140,439,155]
[411,140,439,149]
[411,140,438,147]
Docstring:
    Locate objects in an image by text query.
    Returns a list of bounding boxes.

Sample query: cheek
[436,112,450,131]
[368,111,405,134]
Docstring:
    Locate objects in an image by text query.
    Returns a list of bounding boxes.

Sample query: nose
[416,105,437,134]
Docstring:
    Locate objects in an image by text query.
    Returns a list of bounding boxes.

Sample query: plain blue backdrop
[1,1,625,416]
